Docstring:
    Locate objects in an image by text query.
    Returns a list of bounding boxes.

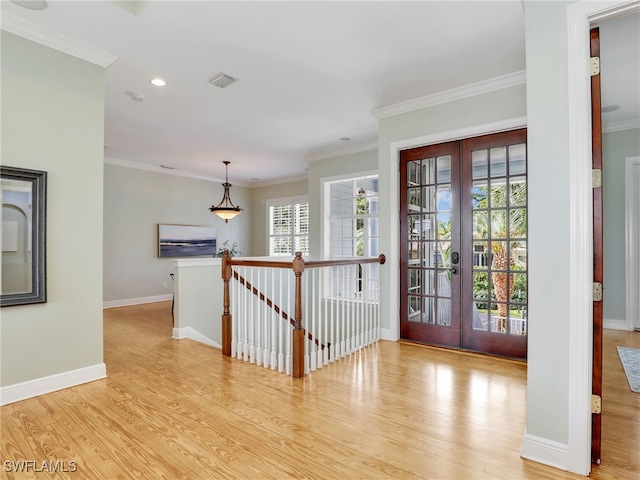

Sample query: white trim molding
[603,318,631,331]
[566,1,640,476]
[103,294,173,309]
[104,157,233,185]
[172,327,221,349]
[307,141,378,163]
[521,431,570,472]
[371,70,526,120]
[603,119,640,134]
[0,364,107,406]
[1,13,116,68]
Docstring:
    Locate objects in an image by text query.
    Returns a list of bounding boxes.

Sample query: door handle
[451,266,459,275]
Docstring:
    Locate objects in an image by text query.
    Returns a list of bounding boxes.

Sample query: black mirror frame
[1,166,47,307]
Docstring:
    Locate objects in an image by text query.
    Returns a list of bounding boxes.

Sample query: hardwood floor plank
[1,301,638,479]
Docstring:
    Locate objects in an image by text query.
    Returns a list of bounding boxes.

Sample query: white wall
[172,258,222,347]
[1,32,105,387]
[103,163,252,304]
[522,0,573,458]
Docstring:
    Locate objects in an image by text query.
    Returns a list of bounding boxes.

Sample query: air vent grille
[209,73,238,89]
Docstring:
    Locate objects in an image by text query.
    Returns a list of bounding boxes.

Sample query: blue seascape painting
[158,224,217,257]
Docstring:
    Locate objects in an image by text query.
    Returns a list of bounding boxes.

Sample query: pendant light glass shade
[209,161,243,222]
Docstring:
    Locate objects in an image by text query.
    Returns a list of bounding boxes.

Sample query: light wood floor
[1,302,638,479]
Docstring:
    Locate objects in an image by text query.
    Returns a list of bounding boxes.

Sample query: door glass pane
[490,179,507,208]
[408,161,420,186]
[423,185,436,212]
[423,158,436,185]
[437,185,451,212]
[490,147,507,177]
[421,215,436,240]
[423,242,437,267]
[472,150,488,179]
[510,209,527,238]
[437,241,451,267]
[424,269,436,295]
[408,269,421,294]
[509,144,527,175]
[512,273,527,303]
[408,296,421,322]
[472,242,489,268]
[473,211,488,239]
[509,177,527,206]
[437,156,451,183]
[491,211,507,238]
[472,181,488,208]
[438,298,451,325]
[408,187,421,210]
[423,297,435,324]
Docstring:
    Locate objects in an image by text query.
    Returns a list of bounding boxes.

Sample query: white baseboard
[603,318,631,331]
[380,328,398,341]
[103,294,172,309]
[0,363,107,406]
[521,431,569,472]
[172,327,221,349]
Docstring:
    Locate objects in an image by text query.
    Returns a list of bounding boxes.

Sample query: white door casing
[626,156,640,330]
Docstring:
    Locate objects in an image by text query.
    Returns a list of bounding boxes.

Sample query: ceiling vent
[209,73,238,89]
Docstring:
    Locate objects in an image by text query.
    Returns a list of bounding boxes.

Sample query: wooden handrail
[305,254,386,268]
[221,250,386,378]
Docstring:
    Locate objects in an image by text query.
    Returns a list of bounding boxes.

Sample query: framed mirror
[1,166,47,307]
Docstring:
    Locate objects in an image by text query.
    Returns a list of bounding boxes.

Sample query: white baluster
[310,271,316,372]
[285,271,291,376]
[231,267,237,358]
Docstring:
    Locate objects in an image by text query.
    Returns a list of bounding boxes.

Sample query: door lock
[451,252,459,264]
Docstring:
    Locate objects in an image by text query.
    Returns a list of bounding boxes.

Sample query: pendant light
[209,161,243,222]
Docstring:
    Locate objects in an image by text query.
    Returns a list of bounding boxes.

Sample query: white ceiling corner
[1,12,117,68]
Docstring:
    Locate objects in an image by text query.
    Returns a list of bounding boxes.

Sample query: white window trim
[265,195,309,257]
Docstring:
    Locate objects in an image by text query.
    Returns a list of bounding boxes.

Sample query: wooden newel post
[292,251,305,378]
[221,249,232,357]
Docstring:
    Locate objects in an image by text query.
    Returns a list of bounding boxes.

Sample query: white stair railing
[221,253,386,378]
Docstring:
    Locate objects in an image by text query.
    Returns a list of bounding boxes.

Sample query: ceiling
[1,1,638,186]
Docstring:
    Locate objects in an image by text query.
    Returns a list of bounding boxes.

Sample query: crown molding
[371,70,527,120]
[249,173,309,188]
[306,140,378,163]
[603,118,640,133]
[1,13,117,68]
[103,157,239,185]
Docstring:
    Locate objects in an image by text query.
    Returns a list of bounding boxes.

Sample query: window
[326,174,379,298]
[267,197,309,256]
[328,175,379,258]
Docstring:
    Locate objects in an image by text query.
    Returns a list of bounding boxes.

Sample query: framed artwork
[1,165,47,307]
[158,224,216,258]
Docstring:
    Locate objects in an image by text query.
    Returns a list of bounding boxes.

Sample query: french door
[400,129,528,359]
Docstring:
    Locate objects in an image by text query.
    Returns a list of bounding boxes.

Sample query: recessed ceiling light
[150,78,166,87]
[601,105,620,113]
[340,137,350,141]
[10,0,48,10]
